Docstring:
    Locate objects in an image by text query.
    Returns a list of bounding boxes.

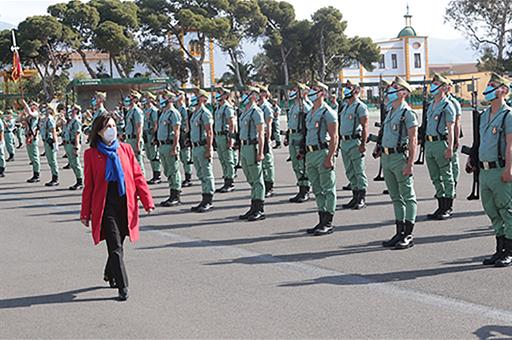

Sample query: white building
[340,6,428,95]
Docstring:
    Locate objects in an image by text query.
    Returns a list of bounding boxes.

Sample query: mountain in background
[0,21,15,30]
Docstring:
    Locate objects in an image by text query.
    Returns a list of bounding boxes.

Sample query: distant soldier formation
[2,72,512,267]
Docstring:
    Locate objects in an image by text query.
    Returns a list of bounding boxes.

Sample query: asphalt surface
[2,110,512,339]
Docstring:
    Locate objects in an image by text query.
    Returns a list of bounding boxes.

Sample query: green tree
[445,0,512,72]
[92,20,134,77]
[219,61,255,86]
[48,0,100,78]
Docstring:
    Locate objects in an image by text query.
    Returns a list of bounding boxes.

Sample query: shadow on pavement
[0,286,116,309]
[473,325,512,340]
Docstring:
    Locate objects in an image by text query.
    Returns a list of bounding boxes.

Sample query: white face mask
[103,127,117,143]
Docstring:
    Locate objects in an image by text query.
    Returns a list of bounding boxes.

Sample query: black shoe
[63,163,71,170]
[182,173,192,187]
[45,175,60,187]
[69,178,83,190]
[434,197,451,220]
[427,198,443,220]
[383,189,389,195]
[307,212,325,234]
[216,178,235,193]
[247,200,265,221]
[352,190,367,210]
[117,287,129,301]
[17,143,23,149]
[103,275,118,289]
[264,181,274,198]
[160,189,181,207]
[0,167,5,178]
[196,194,213,213]
[296,186,310,203]
[342,190,357,209]
[6,154,14,162]
[382,221,404,247]
[27,172,40,183]
[495,238,512,267]
[239,200,256,220]
[342,183,351,191]
[483,235,505,265]
[394,221,414,249]
[147,171,162,185]
[314,213,334,236]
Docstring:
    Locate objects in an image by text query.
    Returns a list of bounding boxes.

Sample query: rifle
[296,87,308,182]
[461,77,480,200]
[234,90,242,170]
[415,76,429,165]
[373,77,387,181]
[185,94,194,166]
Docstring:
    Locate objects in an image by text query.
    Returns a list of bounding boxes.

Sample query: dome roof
[398,26,417,38]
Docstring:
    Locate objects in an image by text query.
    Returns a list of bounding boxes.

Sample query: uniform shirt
[339,98,368,137]
[115,109,126,133]
[26,111,39,137]
[260,100,274,124]
[305,102,337,146]
[157,107,181,142]
[239,103,264,141]
[0,119,4,141]
[287,99,311,130]
[63,117,81,143]
[4,118,15,133]
[40,116,56,141]
[92,106,107,120]
[327,99,339,113]
[425,96,456,136]
[479,104,512,162]
[382,101,418,148]
[143,105,159,139]
[448,94,462,117]
[125,105,144,137]
[177,104,188,131]
[190,104,213,143]
[214,102,235,133]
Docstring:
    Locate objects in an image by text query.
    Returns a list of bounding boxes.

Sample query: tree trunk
[33,61,51,101]
[319,26,326,83]
[112,56,125,78]
[280,45,289,86]
[77,48,97,78]
[228,49,243,86]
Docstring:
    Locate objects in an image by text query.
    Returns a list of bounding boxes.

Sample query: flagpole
[10,29,24,101]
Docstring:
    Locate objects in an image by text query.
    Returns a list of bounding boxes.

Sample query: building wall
[447,71,491,104]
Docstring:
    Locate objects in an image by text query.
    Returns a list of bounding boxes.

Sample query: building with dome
[340,6,428,93]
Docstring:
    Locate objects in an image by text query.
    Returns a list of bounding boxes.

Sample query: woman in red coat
[80,113,155,301]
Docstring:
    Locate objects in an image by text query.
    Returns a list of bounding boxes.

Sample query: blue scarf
[97,140,126,197]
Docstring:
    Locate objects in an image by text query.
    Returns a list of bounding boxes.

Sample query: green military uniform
[4,115,15,160]
[327,98,339,113]
[305,102,338,216]
[287,94,312,201]
[271,102,282,147]
[448,94,462,187]
[190,104,215,195]
[339,97,368,208]
[92,105,107,121]
[260,99,276,196]
[214,101,236,184]
[0,118,5,176]
[25,111,41,181]
[143,104,161,174]
[125,105,145,175]
[158,105,182,206]
[62,116,83,187]
[177,103,193,184]
[425,95,456,210]
[40,114,60,184]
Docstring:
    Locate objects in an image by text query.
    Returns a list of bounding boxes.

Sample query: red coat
[80,143,155,245]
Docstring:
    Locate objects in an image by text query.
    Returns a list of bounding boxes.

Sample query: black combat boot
[495,237,512,267]
[217,178,235,193]
[147,171,162,185]
[307,212,325,234]
[427,197,443,220]
[160,189,181,207]
[296,186,310,203]
[69,178,83,190]
[248,199,265,221]
[483,235,505,265]
[342,183,351,191]
[63,163,71,169]
[182,173,192,187]
[239,200,256,220]
[434,198,451,220]
[352,190,367,210]
[27,172,40,183]
[314,213,334,236]
[289,187,302,203]
[383,221,404,247]
[0,167,5,177]
[342,190,357,209]
[196,193,213,213]
[45,175,60,187]
[394,221,414,249]
[445,197,454,217]
[264,181,274,198]
[6,153,14,162]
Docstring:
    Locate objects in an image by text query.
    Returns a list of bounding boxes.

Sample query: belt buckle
[307,145,314,152]
[383,147,390,155]
[426,136,433,142]
[483,162,490,170]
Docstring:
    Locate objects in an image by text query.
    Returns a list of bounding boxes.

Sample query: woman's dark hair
[89,113,116,148]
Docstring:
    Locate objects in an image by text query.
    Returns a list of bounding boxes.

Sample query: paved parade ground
[2,112,512,339]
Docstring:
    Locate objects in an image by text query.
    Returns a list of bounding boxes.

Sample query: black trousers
[102,215,129,289]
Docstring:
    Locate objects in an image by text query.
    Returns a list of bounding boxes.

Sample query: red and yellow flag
[11,49,23,82]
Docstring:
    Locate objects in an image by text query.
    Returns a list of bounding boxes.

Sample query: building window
[379,54,385,69]
[391,54,398,69]
[414,53,421,68]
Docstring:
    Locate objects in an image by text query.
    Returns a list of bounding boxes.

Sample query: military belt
[159,140,174,145]
[341,134,361,141]
[289,129,300,134]
[241,139,258,146]
[215,131,227,136]
[382,146,406,155]
[306,143,328,153]
[192,140,207,147]
[426,135,447,142]
[127,134,137,139]
[479,160,505,170]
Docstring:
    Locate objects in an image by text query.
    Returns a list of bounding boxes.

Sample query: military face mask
[483,85,498,102]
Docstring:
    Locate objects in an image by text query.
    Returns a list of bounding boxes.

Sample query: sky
[0,0,465,40]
